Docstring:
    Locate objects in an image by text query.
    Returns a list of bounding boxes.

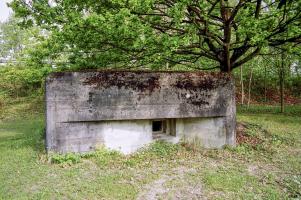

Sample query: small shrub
[148,141,179,157]
[51,153,81,166]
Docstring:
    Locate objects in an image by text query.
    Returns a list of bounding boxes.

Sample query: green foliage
[51,153,81,165]
[0,15,41,63]
[147,140,180,157]
[8,0,301,71]
[0,65,51,97]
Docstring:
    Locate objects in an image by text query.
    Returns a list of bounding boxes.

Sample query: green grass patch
[237,104,301,116]
[201,168,282,199]
[0,94,44,121]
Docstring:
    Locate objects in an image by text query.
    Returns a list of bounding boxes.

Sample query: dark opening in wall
[152,121,163,132]
[152,119,176,141]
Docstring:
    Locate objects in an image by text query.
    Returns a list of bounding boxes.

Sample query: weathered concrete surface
[176,118,226,148]
[46,71,236,153]
[51,120,152,154]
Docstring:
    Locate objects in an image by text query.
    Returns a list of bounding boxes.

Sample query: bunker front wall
[46,71,236,153]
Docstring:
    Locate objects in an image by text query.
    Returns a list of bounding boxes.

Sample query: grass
[0,104,300,199]
[0,94,44,121]
[237,104,301,116]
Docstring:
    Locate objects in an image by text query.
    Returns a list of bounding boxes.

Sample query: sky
[0,0,12,22]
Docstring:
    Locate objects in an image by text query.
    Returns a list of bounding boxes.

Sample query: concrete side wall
[177,117,227,148]
[47,117,229,154]
[47,120,153,154]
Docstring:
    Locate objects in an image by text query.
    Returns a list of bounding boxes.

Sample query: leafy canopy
[9,0,301,72]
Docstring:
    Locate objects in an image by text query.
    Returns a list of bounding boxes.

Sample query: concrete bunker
[46,71,236,154]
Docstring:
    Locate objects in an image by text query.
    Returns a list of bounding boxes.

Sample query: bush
[0,65,51,97]
[51,153,81,165]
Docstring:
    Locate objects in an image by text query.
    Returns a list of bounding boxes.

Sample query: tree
[0,15,41,65]
[0,16,25,63]
[9,0,301,72]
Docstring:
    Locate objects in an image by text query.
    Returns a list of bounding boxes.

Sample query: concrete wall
[176,118,226,148]
[48,117,228,154]
[51,120,153,154]
[46,71,236,154]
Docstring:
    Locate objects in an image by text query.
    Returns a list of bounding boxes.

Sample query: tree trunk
[220,63,229,72]
[280,53,285,113]
[240,66,244,105]
[264,65,267,102]
[247,68,253,108]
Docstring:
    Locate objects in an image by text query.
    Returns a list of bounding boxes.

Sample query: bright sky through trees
[0,0,12,22]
